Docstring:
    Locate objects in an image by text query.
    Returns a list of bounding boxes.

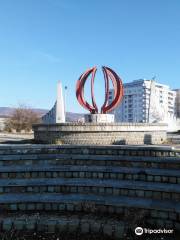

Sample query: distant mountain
[0,107,15,117]
[0,107,48,117]
[66,112,84,122]
[0,107,84,122]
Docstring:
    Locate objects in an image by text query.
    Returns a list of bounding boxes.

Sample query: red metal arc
[76,66,124,114]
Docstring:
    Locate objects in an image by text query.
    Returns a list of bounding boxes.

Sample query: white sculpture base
[85,114,114,123]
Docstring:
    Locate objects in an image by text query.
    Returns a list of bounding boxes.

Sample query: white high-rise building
[174,89,180,118]
[109,79,176,123]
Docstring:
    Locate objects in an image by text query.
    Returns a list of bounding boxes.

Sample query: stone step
[0,213,126,239]
[0,144,177,157]
[0,154,180,169]
[1,213,179,238]
[0,178,180,201]
[0,192,179,213]
[1,153,180,162]
[0,165,179,184]
[0,193,179,231]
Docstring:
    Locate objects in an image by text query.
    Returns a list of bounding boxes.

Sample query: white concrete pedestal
[85,114,114,123]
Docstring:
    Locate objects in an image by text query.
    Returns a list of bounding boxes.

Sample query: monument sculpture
[42,81,65,124]
[76,66,123,122]
[33,66,167,145]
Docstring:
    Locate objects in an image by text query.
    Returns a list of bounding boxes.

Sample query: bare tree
[5,106,41,132]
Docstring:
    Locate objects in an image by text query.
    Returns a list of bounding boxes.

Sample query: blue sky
[0,0,180,113]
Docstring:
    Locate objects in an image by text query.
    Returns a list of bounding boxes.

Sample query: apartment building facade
[109,79,176,123]
[174,89,180,118]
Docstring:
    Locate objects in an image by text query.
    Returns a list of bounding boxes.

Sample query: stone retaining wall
[33,123,167,145]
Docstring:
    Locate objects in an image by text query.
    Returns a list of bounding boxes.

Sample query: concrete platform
[33,122,168,145]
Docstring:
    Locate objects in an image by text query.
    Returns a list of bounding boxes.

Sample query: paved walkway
[0,133,33,143]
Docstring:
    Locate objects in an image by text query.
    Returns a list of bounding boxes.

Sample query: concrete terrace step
[0,193,179,213]
[0,213,127,239]
[0,154,180,170]
[0,178,180,201]
[0,144,175,150]
[0,144,178,157]
[0,153,180,162]
[0,164,180,176]
[0,165,180,184]
[1,213,179,238]
[0,177,180,192]
[0,193,179,232]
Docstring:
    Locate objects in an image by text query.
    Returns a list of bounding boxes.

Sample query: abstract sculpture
[76,66,124,114]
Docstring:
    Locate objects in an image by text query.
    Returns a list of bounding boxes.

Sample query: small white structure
[42,81,65,124]
[85,114,114,123]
